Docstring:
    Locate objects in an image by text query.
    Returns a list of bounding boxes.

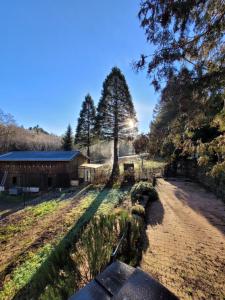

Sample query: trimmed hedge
[131,181,158,204]
[131,204,145,218]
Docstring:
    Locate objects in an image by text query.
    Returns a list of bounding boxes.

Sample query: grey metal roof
[0,151,81,162]
[69,261,178,300]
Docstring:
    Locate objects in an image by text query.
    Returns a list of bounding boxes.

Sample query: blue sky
[0,0,157,135]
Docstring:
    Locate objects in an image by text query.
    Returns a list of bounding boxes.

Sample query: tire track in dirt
[141,178,225,300]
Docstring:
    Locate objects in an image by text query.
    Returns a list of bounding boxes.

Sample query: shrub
[131,204,145,218]
[70,210,143,284]
[130,181,158,204]
[39,209,144,299]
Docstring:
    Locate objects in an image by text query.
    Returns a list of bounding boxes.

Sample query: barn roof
[0,151,82,162]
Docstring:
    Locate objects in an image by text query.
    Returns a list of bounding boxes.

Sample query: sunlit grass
[0,244,53,299]
[0,199,62,243]
[26,199,59,217]
[0,186,127,300]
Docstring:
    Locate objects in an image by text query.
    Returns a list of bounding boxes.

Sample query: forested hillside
[0,109,61,153]
[136,0,225,196]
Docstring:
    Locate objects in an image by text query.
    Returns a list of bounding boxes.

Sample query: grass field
[0,159,163,299]
[0,185,129,299]
[0,192,39,217]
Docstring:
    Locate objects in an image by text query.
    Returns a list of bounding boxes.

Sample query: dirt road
[141,178,225,300]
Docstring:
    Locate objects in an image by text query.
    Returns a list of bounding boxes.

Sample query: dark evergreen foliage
[28,125,49,135]
[96,67,137,180]
[136,1,225,182]
[74,94,96,160]
[133,134,149,154]
[135,0,225,95]
[130,181,158,204]
[148,67,224,158]
[62,124,73,151]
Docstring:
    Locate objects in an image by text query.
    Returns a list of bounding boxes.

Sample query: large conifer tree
[62,124,73,151]
[74,94,96,160]
[96,67,137,180]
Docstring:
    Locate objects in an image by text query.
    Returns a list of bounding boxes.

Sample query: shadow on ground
[10,183,151,300]
[165,178,225,236]
[146,199,164,227]
[140,195,164,255]
[12,186,111,300]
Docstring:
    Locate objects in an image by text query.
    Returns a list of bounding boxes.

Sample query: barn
[0,151,87,191]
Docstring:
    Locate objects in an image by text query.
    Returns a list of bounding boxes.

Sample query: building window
[12,176,17,185]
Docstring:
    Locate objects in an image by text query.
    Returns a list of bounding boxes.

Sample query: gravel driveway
[141,178,225,299]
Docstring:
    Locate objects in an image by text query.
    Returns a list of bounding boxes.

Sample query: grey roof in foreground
[69,261,178,300]
[0,151,81,162]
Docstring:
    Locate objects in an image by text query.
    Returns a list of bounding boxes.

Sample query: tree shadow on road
[166,178,225,236]
[140,198,165,254]
[146,199,165,227]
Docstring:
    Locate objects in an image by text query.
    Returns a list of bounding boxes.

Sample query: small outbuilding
[0,151,87,191]
[79,163,107,183]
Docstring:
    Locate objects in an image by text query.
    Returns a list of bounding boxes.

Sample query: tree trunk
[110,88,120,181]
[111,134,119,178]
[87,146,90,163]
[87,102,90,163]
